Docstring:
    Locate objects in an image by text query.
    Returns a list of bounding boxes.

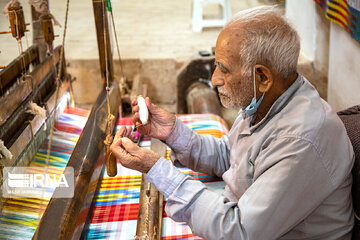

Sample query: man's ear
[255,64,273,93]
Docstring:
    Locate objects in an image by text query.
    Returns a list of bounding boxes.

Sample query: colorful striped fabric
[84,114,229,240]
[0,106,90,240]
[315,0,360,42]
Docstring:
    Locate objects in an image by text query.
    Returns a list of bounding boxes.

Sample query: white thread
[26,101,46,118]
[0,140,13,160]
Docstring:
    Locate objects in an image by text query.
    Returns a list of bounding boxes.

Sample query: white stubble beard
[217,73,253,110]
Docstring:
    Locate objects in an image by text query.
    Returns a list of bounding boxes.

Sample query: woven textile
[0,107,90,240]
[315,0,360,42]
[84,114,229,240]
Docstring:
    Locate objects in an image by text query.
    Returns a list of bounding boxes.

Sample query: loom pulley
[5,3,29,40]
[39,13,55,47]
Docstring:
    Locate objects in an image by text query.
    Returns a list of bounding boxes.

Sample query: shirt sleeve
[147,136,338,240]
[165,117,230,177]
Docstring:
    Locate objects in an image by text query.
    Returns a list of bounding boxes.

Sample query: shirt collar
[238,74,304,135]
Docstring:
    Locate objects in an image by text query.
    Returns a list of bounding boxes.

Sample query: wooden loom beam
[92,0,114,85]
[33,82,121,240]
[0,46,67,169]
[0,44,39,96]
[0,45,63,128]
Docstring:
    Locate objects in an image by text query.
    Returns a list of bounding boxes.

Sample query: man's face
[211,29,253,110]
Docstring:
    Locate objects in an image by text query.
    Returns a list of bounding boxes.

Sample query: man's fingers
[121,137,139,154]
[145,97,151,109]
[129,131,137,141]
[132,105,139,114]
[132,112,141,125]
[110,139,132,161]
[111,137,122,150]
[131,99,138,106]
[125,126,133,137]
[114,126,126,143]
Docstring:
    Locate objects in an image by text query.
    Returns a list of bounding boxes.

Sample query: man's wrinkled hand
[132,97,176,141]
[110,137,161,173]
[113,126,137,143]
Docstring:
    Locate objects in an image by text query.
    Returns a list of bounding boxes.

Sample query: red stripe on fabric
[64,106,90,117]
[41,143,74,152]
[116,117,133,125]
[99,184,141,189]
[102,177,142,182]
[54,125,82,134]
[101,179,141,185]
[90,203,139,223]
[39,147,72,155]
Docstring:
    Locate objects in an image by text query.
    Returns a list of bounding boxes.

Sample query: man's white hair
[226,6,300,79]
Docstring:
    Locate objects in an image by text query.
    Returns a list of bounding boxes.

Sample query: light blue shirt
[146,75,355,239]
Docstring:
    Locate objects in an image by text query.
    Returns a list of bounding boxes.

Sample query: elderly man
[110,6,355,239]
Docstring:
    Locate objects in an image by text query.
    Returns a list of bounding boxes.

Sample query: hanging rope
[38,0,70,223]
[45,0,70,165]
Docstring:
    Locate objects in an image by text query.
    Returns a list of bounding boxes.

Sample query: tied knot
[104,134,113,146]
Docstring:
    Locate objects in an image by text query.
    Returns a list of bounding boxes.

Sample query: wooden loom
[0,1,224,239]
[0,0,163,239]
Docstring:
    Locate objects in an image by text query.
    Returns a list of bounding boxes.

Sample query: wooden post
[92,0,114,85]
[135,139,166,240]
[31,6,47,62]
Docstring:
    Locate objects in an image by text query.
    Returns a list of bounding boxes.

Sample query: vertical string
[102,0,113,136]
[41,0,70,222]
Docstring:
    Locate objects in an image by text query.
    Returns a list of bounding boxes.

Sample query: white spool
[137,96,148,125]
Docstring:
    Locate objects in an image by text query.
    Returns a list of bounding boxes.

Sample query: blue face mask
[244,68,265,115]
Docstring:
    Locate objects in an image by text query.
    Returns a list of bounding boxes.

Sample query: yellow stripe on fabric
[336,0,350,10]
[327,0,350,20]
[102,175,142,181]
[5,198,48,204]
[101,178,141,183]
[194,130,226,138]
[96,195,134,201]
[326,13,348,28]
[101,178,141,184]
[326,8,349,27]
[99,186,140,191]
[100,182,141,187]
[4,201,47,210]
[1,219,38,227]
[97,193,136,198]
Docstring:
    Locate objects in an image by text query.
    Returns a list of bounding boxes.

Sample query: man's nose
[211,68,225,87]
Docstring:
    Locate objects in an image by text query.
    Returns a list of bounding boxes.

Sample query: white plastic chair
[192,0,232,32]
